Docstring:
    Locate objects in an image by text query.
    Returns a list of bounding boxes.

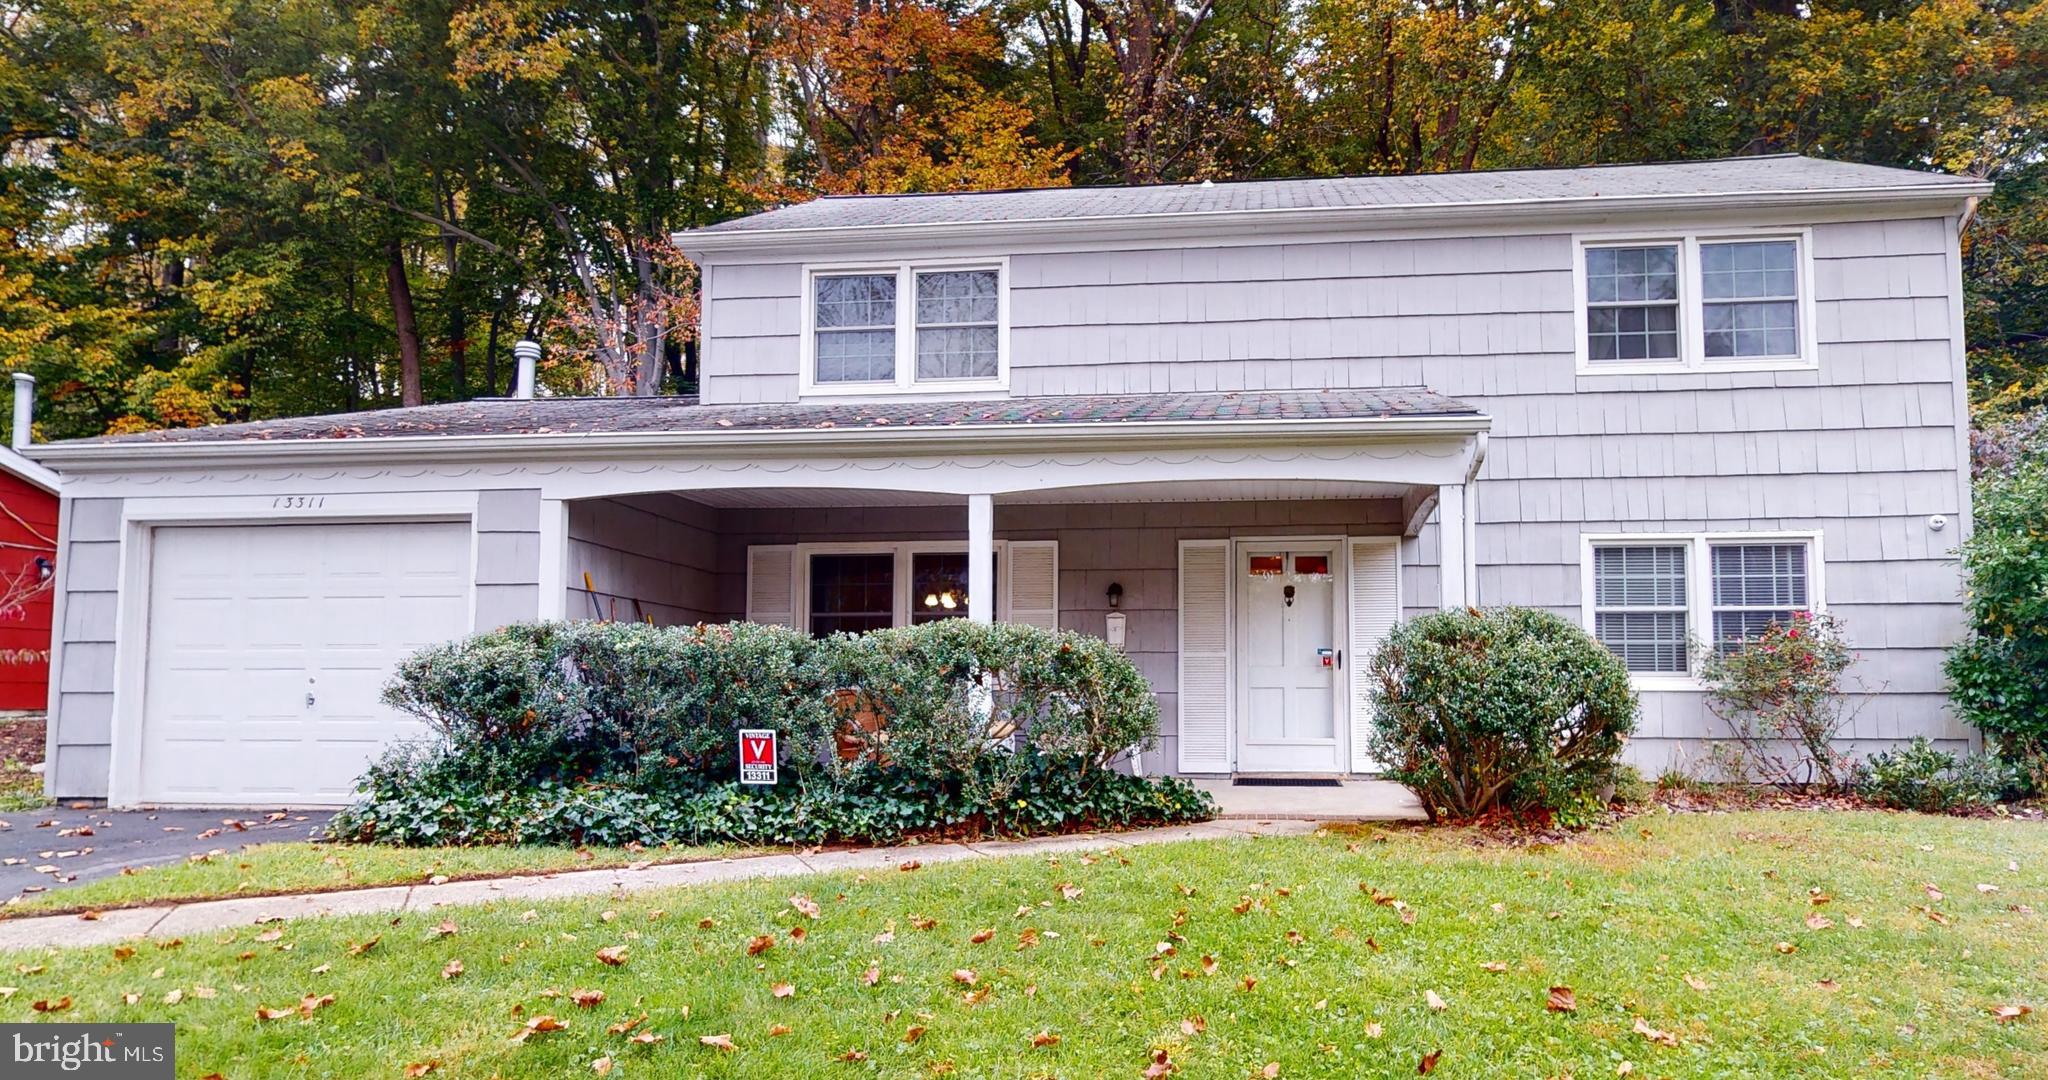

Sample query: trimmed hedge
[1365,606,1638,822]
[329,619,1212,846]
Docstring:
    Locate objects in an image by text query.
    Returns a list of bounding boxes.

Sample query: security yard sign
[739,729,777,785]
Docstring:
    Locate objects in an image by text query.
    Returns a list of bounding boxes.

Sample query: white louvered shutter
[1002,541,1060,628]
[1178,539,1232,773]
[1347,537,1401,772]
[746,546,798,627]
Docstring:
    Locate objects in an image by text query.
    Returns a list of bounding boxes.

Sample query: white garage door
[139,521,472,806]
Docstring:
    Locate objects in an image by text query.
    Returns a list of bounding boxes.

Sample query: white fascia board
[675,185,1991,262]
[0,444,60,492]
[26,412,1493,474]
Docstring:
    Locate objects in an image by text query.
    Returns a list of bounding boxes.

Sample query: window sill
[799,380,1011,400]
[1576,357,1818,377]
[1629,674,1705,693]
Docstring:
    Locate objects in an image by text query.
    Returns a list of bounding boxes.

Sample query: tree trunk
[385,239,424,407]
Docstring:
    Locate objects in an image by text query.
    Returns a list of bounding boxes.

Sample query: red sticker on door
[739,729,778,785]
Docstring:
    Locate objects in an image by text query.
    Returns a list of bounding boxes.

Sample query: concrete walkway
[1191,778,1427,820]
[0,818,1325,952]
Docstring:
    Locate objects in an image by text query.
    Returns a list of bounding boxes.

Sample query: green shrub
[1859,738,2016,814]
[1697,610,1860,792]
[1365,607,1637,822]
[332,619,1205,846]
[1948,449,2048,774]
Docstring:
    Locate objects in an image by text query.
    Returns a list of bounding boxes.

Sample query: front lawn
[3,841,745,916]
[4,810,2045,1077]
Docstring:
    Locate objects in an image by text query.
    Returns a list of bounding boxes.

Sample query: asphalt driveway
[0,806,336,901]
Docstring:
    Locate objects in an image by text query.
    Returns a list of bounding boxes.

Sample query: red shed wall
[0,472,56,711]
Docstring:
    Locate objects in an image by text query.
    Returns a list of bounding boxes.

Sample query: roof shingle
[686,155,1980,236]
[62,389,1478,445]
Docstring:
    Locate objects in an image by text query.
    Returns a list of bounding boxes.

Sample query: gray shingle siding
[697,211,1972,767]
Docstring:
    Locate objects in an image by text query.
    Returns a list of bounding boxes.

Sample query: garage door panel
[139,521,471,807]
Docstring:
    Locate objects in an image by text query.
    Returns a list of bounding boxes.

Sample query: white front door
[1236,543,1344,773]
[138,521,472,807]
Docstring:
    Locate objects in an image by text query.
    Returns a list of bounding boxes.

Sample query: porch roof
[46,388,1477,446]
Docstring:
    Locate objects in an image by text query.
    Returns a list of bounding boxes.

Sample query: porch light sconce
[33,556,52,582]
[1105,581,1124,609]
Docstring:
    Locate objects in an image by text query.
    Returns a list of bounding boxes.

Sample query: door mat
[1231,777,1342,788]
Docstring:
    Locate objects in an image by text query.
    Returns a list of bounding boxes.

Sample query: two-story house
[26,155,1987,807]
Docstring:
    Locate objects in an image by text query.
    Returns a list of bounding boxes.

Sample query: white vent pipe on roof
[11,373,33,449]
[512,341,541,400]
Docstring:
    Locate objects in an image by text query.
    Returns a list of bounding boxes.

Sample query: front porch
[549,477,1475,779]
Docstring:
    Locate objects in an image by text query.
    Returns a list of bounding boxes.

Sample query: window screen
[1591,544,1689,673]
[1701,240,1798,359]
[1710,542,1809,649]
[1585,245,1680,362]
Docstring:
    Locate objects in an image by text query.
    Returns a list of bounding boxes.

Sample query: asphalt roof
[62,388,1479,445]
[686,155,1982,235]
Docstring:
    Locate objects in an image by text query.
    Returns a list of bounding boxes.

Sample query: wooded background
[2,0,2042,439]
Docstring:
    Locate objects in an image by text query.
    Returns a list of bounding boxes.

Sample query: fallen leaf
[951,969,977,985]
[970,928,995,944]
[1257,1063,1280,1078]
[434,921,459,937]
[596,945,629,966]
[630,1032,664,1045]
[591,1056,614,1076]
[299,993,335,1018]
[1805,913,1834,930]
[1481,962,1507,974]
[1364,1022,1383,1038]
[255,929,284,943]
[163,989,183,1006]
[1684,974,1711,992]
[31,996,72,1013]
[788,925,808,942]
[1775,941,1798,955]
[1817,979,1840,991]
[1031,1030,1060,1048]
[790,893,822,918]
[746,935,775,957]
[898,860,921,872]
[1993,1004,2032,1024]
[1143,1049,1174,1078]
[607,1014,648,1035]
[862,965,881,986]
[771,982,794,999]
[1547,986,1577,1013]
[347,936,380,956]
[699,1033,736,1052]
[769,1023,792,1037]
[902,1025,926,1044]
[112,946,135,961]
[1425,989,1448,1012]
[1418,1049,1442,1074]
[403,1062,439,1078]
[256,1005,296,1020]
[572,989,605,1008]
[1632,1017,1680,1047]
[442,959,464,980]
[511,1015,568,1043]
[842,1049,870,1062]
[1923,883,1946,903]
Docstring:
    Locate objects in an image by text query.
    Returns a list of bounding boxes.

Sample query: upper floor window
[804,261,1008,395]
[1576,232,1815,375]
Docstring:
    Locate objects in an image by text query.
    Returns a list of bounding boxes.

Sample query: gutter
[675,183,1994,259]
[27,411,1493,474]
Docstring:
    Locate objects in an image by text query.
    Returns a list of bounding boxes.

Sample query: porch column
[967,493,994,622]
[1437,483,1469,610]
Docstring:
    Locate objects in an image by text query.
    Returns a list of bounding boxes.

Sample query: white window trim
[799,258,1010,397]
[788,539,1014,632]
[1572,228,1819,376]
[1579,530,1826,691]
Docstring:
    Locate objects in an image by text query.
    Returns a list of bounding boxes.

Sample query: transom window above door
[803,262,1008,395]
[1576,233,1815,375]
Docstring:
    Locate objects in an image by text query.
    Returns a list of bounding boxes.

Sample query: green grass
[0,759,42,812]
[4,810,2046,1077]
[4,841,744,916]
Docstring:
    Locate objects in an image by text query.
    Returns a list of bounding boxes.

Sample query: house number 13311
[271,495,327,509]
